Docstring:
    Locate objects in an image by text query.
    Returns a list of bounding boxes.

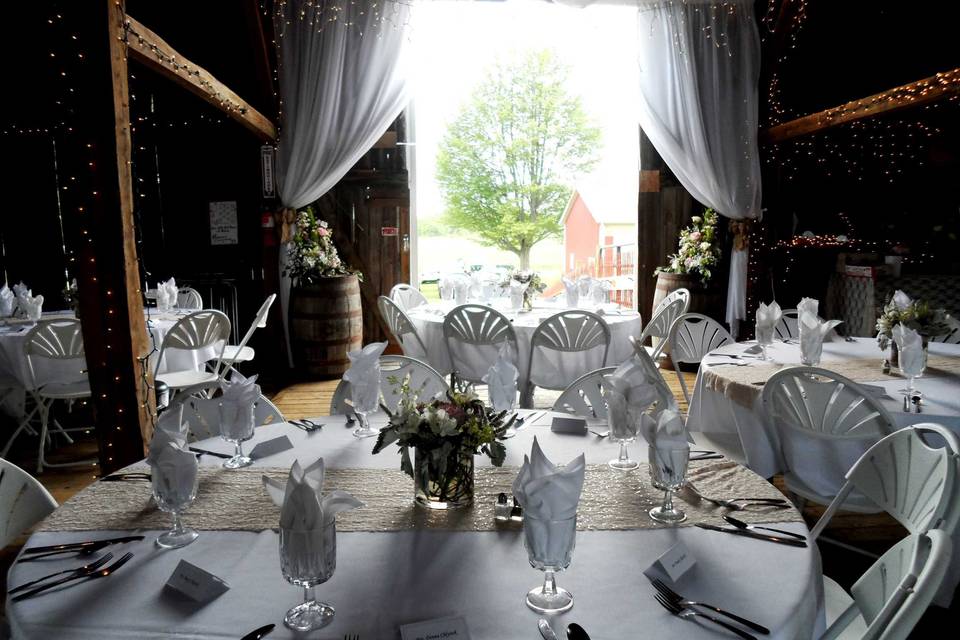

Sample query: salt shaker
[494,492,512,521]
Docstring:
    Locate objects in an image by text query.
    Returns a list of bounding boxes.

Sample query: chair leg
[51,418,76,445]
[2,406,39,458]
[36,401,51,474]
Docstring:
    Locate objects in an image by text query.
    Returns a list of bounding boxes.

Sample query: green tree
[436,50,600,269]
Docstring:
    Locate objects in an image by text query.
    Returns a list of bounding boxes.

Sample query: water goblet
[607,411,638,471]
[648,445,690,523]
[898,344,927,397]
[152,457,199,548]
[755,323,774,361]
[280,520,337,631]
[219,402,255,468]
[351,375,381,439]
[523,513,577,614]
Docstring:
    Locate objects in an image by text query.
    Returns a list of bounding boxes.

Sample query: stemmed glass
[648,445,690,524]
[219,402,255,468]
[755,323,774,361]
[152,458,199,548]
[523,514,577,614]
[898,344,927,397]
[607,407,638,471]
[280,521,337,631]
[351,375,381,439]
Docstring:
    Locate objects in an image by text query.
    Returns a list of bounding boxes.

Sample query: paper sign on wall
[209,201,238,246]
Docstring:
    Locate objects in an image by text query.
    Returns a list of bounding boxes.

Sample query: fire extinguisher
[261,211,277,247]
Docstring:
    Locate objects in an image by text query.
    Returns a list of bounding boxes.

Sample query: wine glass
[898,342,928,397]
[280,520,337,631]
[351,373,381,439]
[219,402,255,468]
[523,513,577,614]
[607,405,638,471]
[755,323,774,361]
[648,445,690,523]
[152,456,199,548]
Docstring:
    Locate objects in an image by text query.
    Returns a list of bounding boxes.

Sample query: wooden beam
[764,67,960,143]
[123,14,277,142]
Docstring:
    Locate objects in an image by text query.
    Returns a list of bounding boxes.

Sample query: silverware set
[18,535,144,561]
[653,589,760,640]
[101,472,151,482]
[290,418,324,433]
[651,578,769,637]
[695,523,807,548]
[722,514,807,540]
[188,446,232,459]
[683,482,791,512]
[10,552,134,601]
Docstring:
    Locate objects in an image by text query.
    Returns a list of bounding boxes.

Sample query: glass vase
[889,341,899,369]
[414,449,474,510]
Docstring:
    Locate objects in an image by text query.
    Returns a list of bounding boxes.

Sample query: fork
[684,483,789,511]
[12,552,134,601]
[8,553,114,594]
[344,635,360,640]
[654,593,757,640]
[650,578,769,634]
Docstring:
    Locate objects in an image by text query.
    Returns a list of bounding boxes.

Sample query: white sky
[409,0,641,221]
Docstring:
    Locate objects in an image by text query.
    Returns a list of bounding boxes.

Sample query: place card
[550,416,587,435]
[249,435,294,460]
[164,560,229,603]
[400,616,471,640]
[642,541,696,584]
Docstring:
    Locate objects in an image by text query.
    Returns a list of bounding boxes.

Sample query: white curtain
[273,0,411,365]
[634,0,762,334]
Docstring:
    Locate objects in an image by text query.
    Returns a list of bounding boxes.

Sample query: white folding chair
[667,313,734,405]
[774,308,800,341]
[216,294,277,377]
[442,304,518,384]
[378,295,428,358]
[821,530,951,640]
[762,367,896,513]
[176,287,203,310]
[154,310,231,396]
[0,458,58,548]
[931,314,960,344]
[637,294,689,361]
[180,393,286,441]
[524,310,610,408]
[23,319,96,472]
[552,366,618,418]
[390,284,429,312]
[329,355,448,415]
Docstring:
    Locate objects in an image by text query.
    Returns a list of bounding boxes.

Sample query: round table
[7,413,824,639]
[685,337,960,479]
[406,301,643,389]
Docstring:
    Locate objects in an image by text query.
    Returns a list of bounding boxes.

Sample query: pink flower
[689,231,702,242]
[317,227,329,237]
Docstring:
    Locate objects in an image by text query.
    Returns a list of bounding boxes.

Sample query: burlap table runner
[40,461,801,533]
[703,354,960,409]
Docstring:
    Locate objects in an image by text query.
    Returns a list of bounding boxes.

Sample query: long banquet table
[8,412,824,640]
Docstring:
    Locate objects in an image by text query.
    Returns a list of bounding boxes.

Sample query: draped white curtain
[273,0,411,365]
[634,0,761,336]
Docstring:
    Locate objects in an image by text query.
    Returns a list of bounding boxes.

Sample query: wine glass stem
[761,344,768,361]
[303,585,315,605]
[541,570,557,597]
[909,376,916,394]
[661,489,674,513]
[171,511,184,535]
[235,441,244,459]
[618,442,629,464]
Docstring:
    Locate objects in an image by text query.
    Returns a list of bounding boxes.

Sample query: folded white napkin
[147,405,197,504]
[893,322,925,376]
[509,281,528,310]
[513,437,585,520]
[0,285,14,317]
[576,276,594,298]
[892,289,912,311]
[263,458,364,528]
[156,278,178,312]
[342,342,387,413]
[562,277,579,308]
[148,404,188,463]
[219,372,260,439]
[603,358,662,440]
[639,409,690,481]
[799,306,842,365]
[755,300,782,343]
[589,280,611,306]
[19,291,44,321]
[12,282,29,300]
[482,344,518,412]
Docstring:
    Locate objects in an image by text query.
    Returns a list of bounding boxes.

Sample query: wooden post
[72,0,155,474]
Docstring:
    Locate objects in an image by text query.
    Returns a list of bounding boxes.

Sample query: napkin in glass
[342,342,387,413]
[146,405,197,504]
[603,358,661,440]
[453,275,470,305]
[156,278,178,312]
[799,307,842,365]
[148,404,188,463]
[562,277,579,308]
[589,279,611,306]
[482,343,518,412]
[755,300,782,342]
[19,291,44,321]
[893,322,925,377]
[219,372,260,439]
[263,458,364,524]
[0,284,14,317]
[576,275,594,299]
[639,409,690,479]
[509,281,528,310]
[12,281,29,300]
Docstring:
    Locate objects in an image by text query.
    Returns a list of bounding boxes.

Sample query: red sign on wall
[381,227,399,237]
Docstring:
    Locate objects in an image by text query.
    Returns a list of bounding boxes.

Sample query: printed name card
[164,560,229,603]
[249,435,294,460]
[550,416,587,435]
[643,541,696,584]
[400,616,471,640]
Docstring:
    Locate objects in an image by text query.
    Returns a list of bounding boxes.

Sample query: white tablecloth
[407,301,643,390]
[7,415,824,640]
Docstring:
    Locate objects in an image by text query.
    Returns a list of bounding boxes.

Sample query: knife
[189,447,232,459]
[23,535,145,555]
[538,618,560,640]
[695,523,807,547]
[240,623,275,640]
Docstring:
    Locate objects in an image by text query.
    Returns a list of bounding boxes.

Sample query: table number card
[550,416,587,435]
[400,616,471,640]
[164,560,229,603]
[643,541,696,584]
[249,435,294,460]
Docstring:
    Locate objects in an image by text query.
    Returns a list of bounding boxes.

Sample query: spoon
[566,623,591,640]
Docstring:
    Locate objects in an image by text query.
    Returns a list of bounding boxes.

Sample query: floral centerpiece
[283,207,361,284]
[372,373,513,509]
[876,290,949,366]
[656,208,721,285]
[502,269,547,311]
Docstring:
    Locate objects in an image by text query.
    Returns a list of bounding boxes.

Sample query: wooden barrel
[652,271,723,319]
[290,275,363,378]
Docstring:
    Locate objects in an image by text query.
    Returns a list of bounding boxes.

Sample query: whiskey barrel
[290,275,363,378]
[652,271,723,320]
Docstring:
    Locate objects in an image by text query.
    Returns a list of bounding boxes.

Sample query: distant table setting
[7,409,823,640]
[686,336,960,479]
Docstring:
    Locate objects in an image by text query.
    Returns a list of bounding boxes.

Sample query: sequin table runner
[40,461,801,533]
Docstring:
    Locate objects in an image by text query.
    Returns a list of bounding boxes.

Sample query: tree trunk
[519,246,531,270]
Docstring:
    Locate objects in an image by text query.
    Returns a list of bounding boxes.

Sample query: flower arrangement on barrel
[655,208,721,285]
[283,207,361,283]
[372,373,514,509]
[875,290,950,367]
